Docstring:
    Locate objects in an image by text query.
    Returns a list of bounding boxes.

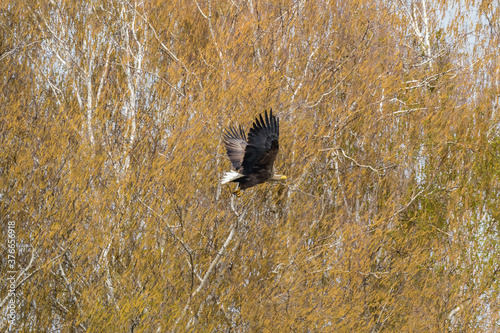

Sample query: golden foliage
[1,0,499,331]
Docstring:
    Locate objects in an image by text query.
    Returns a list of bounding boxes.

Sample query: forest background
[1,0,499,331]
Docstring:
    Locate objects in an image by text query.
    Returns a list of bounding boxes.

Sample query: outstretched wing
[241,109,279,174]
[223,125,247,171]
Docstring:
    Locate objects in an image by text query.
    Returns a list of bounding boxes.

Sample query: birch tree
[1,0,499,331]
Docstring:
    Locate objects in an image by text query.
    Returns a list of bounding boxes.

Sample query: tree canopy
[1,0,499,331]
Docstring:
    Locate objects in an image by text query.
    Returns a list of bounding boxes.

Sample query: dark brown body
[234,168,273,190]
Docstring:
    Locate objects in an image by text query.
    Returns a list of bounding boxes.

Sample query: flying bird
[222,110,286,196]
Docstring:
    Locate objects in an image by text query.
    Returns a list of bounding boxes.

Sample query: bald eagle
[222,110,286,195]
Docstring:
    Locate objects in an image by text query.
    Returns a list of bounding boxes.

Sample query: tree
[1,0,499,331]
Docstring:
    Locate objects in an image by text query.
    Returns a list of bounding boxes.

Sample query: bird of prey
[221,110,286,196]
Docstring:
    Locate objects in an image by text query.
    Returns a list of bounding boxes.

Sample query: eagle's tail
[221,170,244,184]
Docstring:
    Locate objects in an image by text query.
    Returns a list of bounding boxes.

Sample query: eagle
[221,110,286,195]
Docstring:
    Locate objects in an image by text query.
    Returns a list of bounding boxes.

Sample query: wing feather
[223,125,247,171]
[241,109,279,174]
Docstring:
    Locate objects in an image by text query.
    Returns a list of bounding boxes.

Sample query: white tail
[221,170,244,184]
